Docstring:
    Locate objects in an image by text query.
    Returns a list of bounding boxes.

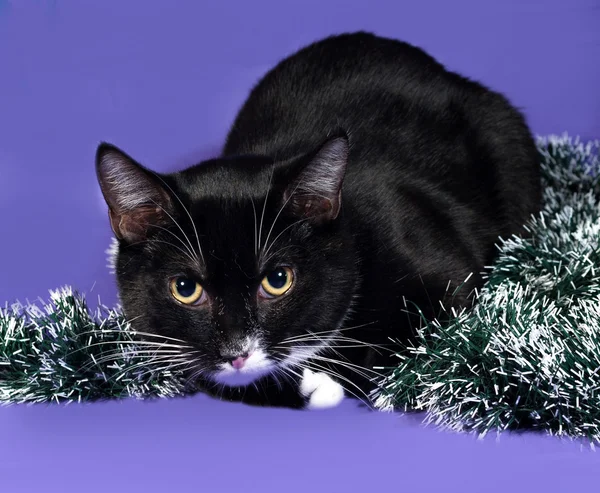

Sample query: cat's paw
[299,368,345,410]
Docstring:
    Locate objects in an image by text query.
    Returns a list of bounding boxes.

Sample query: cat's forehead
[172,155,276,202]
[164,197,260,280]
[165,156,291,274]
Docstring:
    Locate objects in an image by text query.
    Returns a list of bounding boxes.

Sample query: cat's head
[95,136,358,387]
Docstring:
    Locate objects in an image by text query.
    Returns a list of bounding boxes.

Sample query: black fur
[96,32,541,409]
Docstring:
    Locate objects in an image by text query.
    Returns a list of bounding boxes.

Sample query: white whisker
[115,358,195,382]
[258,165,275,253]
[147,197,201,267]
[260,217,311,265]
[302,360,373,405]
[260,174,305,261]
[151,173,205,264]
[273,354,371,405]
[83,352,189,374]
[310,353,383,379]
[70,340,194,355]
[250,196,258,257]
[135,229,198,265]
[77,329,189,345]
[281,322,375,341]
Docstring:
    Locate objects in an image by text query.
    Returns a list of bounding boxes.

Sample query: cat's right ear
[280,134,349,223]
[95,143,174,242]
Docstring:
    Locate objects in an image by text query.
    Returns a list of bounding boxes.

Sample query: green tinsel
[0,290,185,403]
[373,135,600,444]
[2,135,600,444]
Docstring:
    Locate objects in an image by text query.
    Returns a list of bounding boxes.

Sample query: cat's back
[256,31,449,95]
[223,31,471,159]
[224,31,540,241]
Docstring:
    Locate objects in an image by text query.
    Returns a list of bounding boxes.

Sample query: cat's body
[97,32,541,409]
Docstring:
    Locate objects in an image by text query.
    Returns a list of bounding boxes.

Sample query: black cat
[96,32,541,410]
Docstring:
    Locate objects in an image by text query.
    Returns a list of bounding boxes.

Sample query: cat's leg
[196,370,345,410]
[196,375,306,409]
[299,368,345,410]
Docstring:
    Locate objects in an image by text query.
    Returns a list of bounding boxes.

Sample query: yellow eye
[170,277,204,305]
[260,267,294,297]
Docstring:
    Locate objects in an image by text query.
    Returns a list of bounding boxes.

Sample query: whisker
[273,354,371,406]
[92,314,144,331]
[275,343,382,351]
[112,358,194,383]
[281,322,376,341]
[250,196,258,257]
[139,222,197,261]
[147,197,201,266]
[259,244,304,268]
[278,336,393,354]
[81,352,188,375]
[75,339,192,351]
[314,366,372,405]
[68,340,193,357]
[185,366,208,387]
[76,329,190,345]
[258,165,275,252]
[122,331,191,345]
[111,354,190,373]
[302,360,373,405]
[260,174,306,260]
[182,357,211,387]
[280,335,383,345]
[141,232,198,265]
[310,354,383,378]
[280,331,383,381]
[79,347,186,365]
[270,368,285,391]
[306,330,347,361]
[150,173,205,264]
[260,217,311,264]
[91,349,184,358]
[271,360,303,385]
[76,350,186,371]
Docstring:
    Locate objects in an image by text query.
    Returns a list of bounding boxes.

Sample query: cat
[96,32,541,410]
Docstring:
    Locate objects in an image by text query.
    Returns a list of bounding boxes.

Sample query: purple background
[1,1,600,491]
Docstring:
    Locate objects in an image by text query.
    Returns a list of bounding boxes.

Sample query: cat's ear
[283,134,349,222]
[95,143,174,242]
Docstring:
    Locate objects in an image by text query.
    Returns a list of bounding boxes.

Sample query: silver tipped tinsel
[0,288,185,404]
[372,135,600,444]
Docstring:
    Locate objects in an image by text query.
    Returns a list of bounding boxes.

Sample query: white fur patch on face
[212,344,275,387]
[300,368,344,410]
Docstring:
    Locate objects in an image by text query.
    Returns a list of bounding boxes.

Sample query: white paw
[300,368,345,410]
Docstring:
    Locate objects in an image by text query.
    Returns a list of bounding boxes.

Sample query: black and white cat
[96,32,541,410]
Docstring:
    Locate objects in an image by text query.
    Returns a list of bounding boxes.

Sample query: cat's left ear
[95,143,174,243]
[283,134,349,222]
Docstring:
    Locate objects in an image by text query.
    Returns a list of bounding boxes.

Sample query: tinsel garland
[372,135,600,444]
[2,135,600,444]
[0,291,185,403]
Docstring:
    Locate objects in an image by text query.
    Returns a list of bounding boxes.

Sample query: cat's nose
[220,351,251,370]
[231,354,250,370]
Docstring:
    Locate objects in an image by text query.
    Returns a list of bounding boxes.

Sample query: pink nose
[231,354,250,370]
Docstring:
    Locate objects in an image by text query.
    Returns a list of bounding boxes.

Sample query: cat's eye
[260,267,294,298]
[169,277,205,305]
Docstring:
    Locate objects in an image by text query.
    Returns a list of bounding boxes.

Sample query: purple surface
[1,1,599,491]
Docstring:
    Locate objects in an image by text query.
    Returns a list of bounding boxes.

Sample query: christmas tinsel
[2,135,600,443]
[0,290,185,403]
[372,135,600,444]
